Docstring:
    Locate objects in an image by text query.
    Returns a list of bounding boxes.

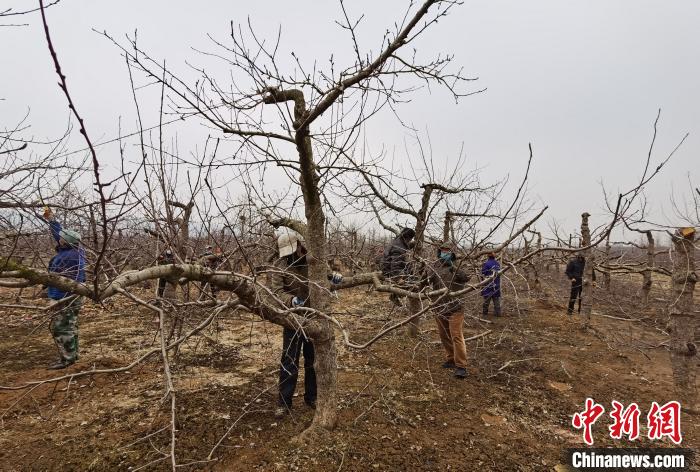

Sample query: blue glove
[330,272,343,285]
[291,296,306,307]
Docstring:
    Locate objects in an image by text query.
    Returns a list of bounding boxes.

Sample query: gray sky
[3,0,699,238]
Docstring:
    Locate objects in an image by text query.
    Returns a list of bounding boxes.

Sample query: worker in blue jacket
[481,251,502,317]
[44,207,86,369]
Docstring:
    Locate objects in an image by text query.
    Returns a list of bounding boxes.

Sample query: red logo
[609,401,641,441]
[647,401,682,444]
[572,398,606,445]
[572,399,683,445]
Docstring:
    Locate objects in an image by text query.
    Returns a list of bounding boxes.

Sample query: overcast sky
[2,0,699,239]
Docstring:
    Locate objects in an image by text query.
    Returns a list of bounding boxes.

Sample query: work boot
[48,359,74,370]
[454,367,467,379]
[274,406,288,419]
[441,361,456,369]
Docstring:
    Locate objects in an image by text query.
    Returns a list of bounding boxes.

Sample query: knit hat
[59,228,81,246]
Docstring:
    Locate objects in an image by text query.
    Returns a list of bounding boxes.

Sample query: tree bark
[406,186,435,337]
[603,233,611,292]
[580,212,593,326]
[641,231,654,305]
[533,231,542,291]
[308,332,337,431]
[668,227,697,412]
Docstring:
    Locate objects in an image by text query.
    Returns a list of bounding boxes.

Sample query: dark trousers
[157,278,167,297]
[482,295,501,316]
[568,279,583,314]
[278,327,316,408]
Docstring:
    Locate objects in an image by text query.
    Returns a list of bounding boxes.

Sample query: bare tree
[668,227,697,412]
[97,0,484,441]
[579,212,593,325]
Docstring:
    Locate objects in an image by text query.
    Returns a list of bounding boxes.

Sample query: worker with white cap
[270,229,342,418]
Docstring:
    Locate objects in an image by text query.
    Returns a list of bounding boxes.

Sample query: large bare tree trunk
[308,328,337,430]
[406,299,422,337]
[668,227,697,412]
[580,212,593,326]
[299,148,337,432]
[300,176,337,433]
[405,188,434,338]
[283,90,338,435]
[641,230,654,305]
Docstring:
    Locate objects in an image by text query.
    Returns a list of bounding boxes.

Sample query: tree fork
[265,84,339,434]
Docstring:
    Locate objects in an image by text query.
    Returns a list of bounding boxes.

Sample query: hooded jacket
[47,220,86,300]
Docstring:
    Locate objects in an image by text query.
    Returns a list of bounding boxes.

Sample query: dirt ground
[0,273,697,471]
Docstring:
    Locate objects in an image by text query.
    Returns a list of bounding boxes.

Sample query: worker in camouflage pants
[44,207,86,369]
[49,298,82,364]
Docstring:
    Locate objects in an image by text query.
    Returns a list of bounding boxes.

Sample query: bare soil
[0,274,697,471]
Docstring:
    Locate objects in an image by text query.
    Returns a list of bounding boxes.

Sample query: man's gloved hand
[330,272,343,285]
[291,296,306,307]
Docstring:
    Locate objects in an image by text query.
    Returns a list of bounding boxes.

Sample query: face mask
[439,251,453,264]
